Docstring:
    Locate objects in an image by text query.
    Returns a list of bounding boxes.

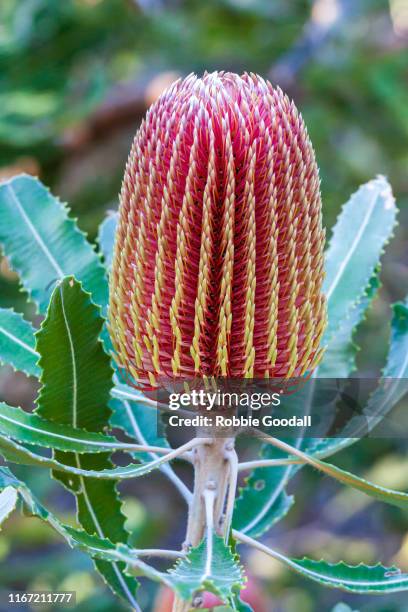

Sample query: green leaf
[0,434,185,480]
[98,211,117,271]
[0,485,18,529]
[0,308,40,377]
[364,299,408,415]
[235,530,408,594]
[318,273,380,377]
[0,175,108,312]
[316,457,408,510]
[260,436,408,512]
[0,403,133,454]
[233,463,293,537]
[167,535,244,606]
[35,276,137,606]
[271,554,408,594]
[0,467,141,610]
[35,277,113,428]
[323,175,396,343]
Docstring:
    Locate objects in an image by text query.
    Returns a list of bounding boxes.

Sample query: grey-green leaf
[271,553,408,593]
[311,296,408,460]
[0,485,18,529]
[0,434,182,480]
[0,175,108,312]
[0,308,40,377]
[233,462,293,537]
[98,211,118,271]
[323,175,396,342]
[167,535,244,605]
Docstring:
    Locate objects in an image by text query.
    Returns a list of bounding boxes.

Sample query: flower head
[109,72,326,387]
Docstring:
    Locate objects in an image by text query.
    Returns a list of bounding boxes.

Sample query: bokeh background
[0,0,407,610]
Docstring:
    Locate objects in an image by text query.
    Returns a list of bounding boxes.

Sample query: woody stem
[172,435,236,612]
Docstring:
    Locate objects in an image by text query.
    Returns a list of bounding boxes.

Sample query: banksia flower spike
[109,72,326,387]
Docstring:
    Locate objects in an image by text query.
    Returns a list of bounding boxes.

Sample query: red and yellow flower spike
[109,72,326,387]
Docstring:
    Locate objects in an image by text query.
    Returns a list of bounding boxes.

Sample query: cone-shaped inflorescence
[109,72,326,387]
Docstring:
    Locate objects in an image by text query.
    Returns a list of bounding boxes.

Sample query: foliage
[0,4,407,609]
[0,173,407,611]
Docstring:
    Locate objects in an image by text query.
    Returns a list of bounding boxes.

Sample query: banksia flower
[109,72,326,387]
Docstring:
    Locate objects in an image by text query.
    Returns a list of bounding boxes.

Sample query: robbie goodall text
[168,413,312,429]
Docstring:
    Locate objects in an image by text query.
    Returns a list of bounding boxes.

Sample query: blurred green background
[0,0,407,610]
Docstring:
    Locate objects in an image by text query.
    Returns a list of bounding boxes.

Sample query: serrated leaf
[34,276,137,606]
[271,554,408,593]
[0,434,184,480]
[318,274,380,378]
[0,308,40,377]
[234,382,317,537]
[0,485,18,529]
[233,463,293,537]
[0,403,131,454]
[98,211,118,271]
[310,296,408,460]
[35,277,113,428]
[323,175,396,343]
[0,175,108,312]
[364,299,408,415]
[167,535,244,606]
[0,467,142,610]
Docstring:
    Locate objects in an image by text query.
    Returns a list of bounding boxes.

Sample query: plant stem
[238,457,303,471]
[131,548,185,559]
[172,435,235,612]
